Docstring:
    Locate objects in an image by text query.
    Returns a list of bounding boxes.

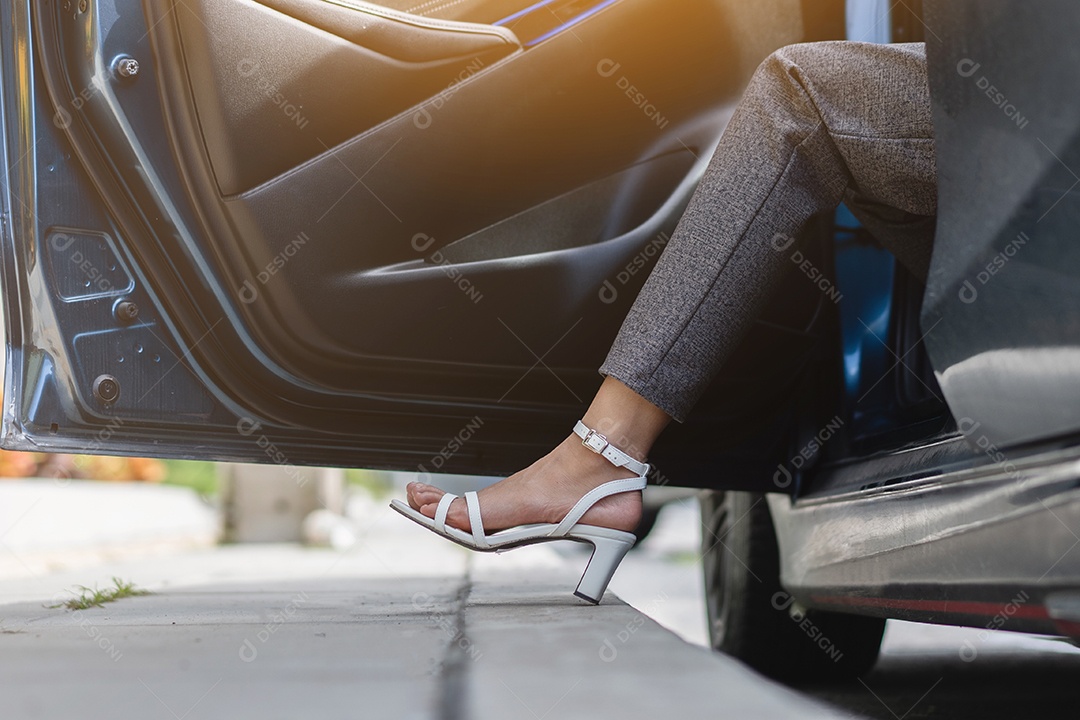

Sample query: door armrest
[257,0,521,62]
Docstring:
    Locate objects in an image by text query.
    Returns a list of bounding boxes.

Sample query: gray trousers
[599,42,937,422]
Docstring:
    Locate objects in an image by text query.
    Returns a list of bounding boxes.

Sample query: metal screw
[113,55,139,80]
[114,300,139,324]
[93,374,121,404]
[78,0,88,12]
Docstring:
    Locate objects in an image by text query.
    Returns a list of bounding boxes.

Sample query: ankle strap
[573,421,651,477]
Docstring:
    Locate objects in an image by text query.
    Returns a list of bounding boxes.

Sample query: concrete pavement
[0,563,848,720]
[3,480,1078,719]
[0,494,851,720]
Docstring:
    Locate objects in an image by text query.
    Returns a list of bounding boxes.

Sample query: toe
[407,483,425,510]
[408,483,444,511]
[419,498,471,532]
[406,484,424,510]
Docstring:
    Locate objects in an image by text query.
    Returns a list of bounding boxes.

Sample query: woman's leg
[602,41,936,422]
[409,40,936,531]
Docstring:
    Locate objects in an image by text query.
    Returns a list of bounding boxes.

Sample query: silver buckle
[582,429,609,455]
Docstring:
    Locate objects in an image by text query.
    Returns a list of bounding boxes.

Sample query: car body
[1,0,1077,678]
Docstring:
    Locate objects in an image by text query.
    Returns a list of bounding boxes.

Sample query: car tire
[700,490,885,682]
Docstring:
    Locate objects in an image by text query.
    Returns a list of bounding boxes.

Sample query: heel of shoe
[573,534,634,604]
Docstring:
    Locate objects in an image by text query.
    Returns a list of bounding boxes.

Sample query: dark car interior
[23,0,853,476]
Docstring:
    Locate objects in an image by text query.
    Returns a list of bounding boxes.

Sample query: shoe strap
[551,475,647,537]
[434,493,457,534]
[573,420,651,477]
[464,491,490,549]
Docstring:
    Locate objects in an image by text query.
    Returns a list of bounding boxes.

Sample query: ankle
[557,434,642,485]
[577,417,652,464]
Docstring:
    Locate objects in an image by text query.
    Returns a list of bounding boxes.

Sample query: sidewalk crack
[437,556,473,720]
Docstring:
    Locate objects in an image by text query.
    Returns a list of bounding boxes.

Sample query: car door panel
[2,0,837,476]
[922,0,1080,449]
[181,0,522,194]
[167,0,756,373]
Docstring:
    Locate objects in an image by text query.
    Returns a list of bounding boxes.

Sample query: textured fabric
[599,41,937,422]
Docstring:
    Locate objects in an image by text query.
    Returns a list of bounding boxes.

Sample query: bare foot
[406,434,644,534]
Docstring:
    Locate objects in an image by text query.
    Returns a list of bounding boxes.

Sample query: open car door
[0,0,840,476]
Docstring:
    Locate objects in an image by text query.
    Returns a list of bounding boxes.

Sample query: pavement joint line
[438,557,474,720]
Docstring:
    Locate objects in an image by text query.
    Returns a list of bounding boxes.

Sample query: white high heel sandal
[390,420,649,604]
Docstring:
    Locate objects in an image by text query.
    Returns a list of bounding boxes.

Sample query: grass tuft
[47,577,151,611]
